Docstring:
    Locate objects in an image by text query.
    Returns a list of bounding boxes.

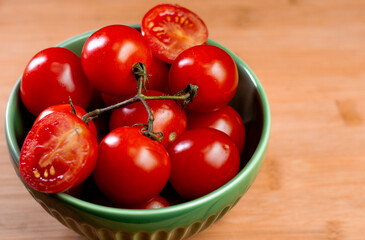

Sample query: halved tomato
[19,112,98,193]
[141,4,208,63]
[34,104,97,136]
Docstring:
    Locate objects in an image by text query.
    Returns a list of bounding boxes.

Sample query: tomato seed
[50,166,55,176]
[33,170,40,178]
[44,169,49,178]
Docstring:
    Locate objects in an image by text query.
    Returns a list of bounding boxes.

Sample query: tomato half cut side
[19,112,98,193]
[141,4,208,63]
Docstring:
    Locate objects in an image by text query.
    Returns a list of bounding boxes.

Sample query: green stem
[81,62,198,142]
[82,97,139,123]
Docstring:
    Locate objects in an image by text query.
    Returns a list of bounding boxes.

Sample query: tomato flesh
[141,4,208,63]
[19,112,98,193]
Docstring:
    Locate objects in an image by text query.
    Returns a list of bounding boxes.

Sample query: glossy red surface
[81,25,152,97]
[20,47,92,116]
[168,128,240,200]
[94,127,171,206]
[168,45,238,112]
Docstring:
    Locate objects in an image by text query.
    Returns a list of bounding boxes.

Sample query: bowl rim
[5,27,271,220]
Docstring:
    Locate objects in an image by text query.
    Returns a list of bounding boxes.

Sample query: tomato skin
[94,127,171,206]
[34,104,97,136]
[81,25,152,97]
[141,4,208,63]
[168,45,238,112]
[187,105,246,153]
[109,90,187,148]
[19,112,98,193]
[168,128,240,200]
[101,92,127,107]
[100,55,169,102]
[132,195,170,209]
[20,47,93,116]
[148,54,169,92]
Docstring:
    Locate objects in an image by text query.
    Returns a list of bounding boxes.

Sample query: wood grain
[1,0,365,239]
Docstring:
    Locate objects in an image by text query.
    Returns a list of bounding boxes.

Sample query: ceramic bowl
[5,25,270,240]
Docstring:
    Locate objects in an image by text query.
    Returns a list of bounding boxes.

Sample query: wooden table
[1,0,364,239]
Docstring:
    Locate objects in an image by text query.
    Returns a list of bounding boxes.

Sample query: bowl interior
[5,27,270,222]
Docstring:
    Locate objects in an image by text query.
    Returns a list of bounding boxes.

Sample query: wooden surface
[1,0,365,239]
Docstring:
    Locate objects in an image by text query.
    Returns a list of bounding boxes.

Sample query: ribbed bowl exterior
[5,25,270,240]
[34,193,240,240]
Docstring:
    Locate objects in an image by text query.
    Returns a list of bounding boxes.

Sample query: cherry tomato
[187,105,246,153]
[81,25,152,97]
[132,195,170,209]
[34,104,97,136]
[94,127,171,206]
[20,47,93,116]
[83,88,110,137]
[168,128,240,200]
[100,55,169,100]
[100,92,127,107]
[168,45,238,112]
[19,112,98,193]
[87,87,107,110]
[109,90,187,148]
[141,4,208,63]
[148,54,169,92]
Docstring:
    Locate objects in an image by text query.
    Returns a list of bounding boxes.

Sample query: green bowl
[5,25,270,240]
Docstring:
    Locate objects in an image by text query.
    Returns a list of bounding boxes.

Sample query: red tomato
[19,112,98,193]
[168,45,238,112]
[101,92,127,107]
[187,105,246,153]
[83,88,110,137]
[87,87,107,110]
[94,127,171,206]
[132,195,170,209]
[109,90,187,148]
[141,4,208,63]
[100,55,169,101]
[20,47,93,116]
[34,104,97,136]
[168,128,240,200]
[148,54,169,92]
[81,25,152,97]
